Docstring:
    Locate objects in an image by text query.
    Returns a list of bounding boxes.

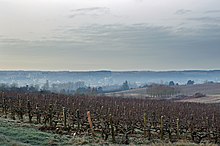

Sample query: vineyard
[0,91,220,145]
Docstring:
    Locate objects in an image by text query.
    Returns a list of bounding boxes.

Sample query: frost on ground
[0,116,71,146]
[0,116,218,146]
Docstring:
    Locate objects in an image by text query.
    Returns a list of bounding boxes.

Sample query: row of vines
[0,91,220,144]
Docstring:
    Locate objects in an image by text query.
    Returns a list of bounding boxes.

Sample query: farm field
[0,92,220,145]
[176,83,220,96]
[178,95,220,104]
[106,83,220,103]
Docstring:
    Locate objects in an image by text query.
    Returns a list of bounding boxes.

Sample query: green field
[0,116,116,146]
[0,116,73,146]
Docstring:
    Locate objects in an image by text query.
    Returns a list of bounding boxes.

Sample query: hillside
[176,83,220,95]
[105,83,220,103]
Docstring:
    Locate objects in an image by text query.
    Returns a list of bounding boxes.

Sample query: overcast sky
[0,0,220,71]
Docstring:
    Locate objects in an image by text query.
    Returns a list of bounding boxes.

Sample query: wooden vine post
[212,114,215,128]
[63,107,67,128]
[160,116,164,140]
[147,121,151,140]
[176,118,180,139]
[36,104,41,124]
[27,100,32,123]
[3,97,7,117]
[9,99,15,120]
[144,112,147,137]
[110,114,116,143]
[18,98,23,121]
[190,114,194,141]
[76,109,80,132]
[206,116,211,140]
[87,111,95,137]
[49,104,53,126]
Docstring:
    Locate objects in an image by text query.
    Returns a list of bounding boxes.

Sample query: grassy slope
[0,116,218,146]
[0,116,113,146]
[0,117,71,146]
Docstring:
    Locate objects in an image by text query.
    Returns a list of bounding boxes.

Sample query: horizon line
[0,69,220,72]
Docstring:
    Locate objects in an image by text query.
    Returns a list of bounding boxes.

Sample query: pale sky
[0,0,220,71]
